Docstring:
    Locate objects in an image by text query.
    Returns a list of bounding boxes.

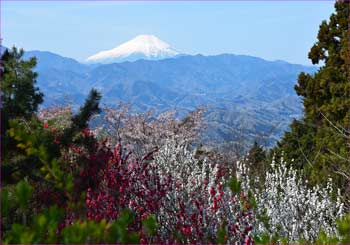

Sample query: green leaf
[248,190,257,209]
[228,177,241,193]
[5,224,33,244]
[142,214,157,236]
[127,232,140,244]
[118,209,134,226]
[253,233,270,244]
[217,225,227,244]
[15,180,33,209]
[338,215,350,237]
[1,189,9,216]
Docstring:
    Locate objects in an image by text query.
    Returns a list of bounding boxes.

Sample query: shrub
[253,156,344,242]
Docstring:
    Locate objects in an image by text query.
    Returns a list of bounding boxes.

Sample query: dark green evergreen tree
[0,46,103,184]
[247,141,266,165]
[244,141,267,187]
[1,47,43,131]
[1,47,44,170]
[276,1,350,199]
[1,88,102,184]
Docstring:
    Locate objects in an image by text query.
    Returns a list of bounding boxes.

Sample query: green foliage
[14,180,33,209]
[36,206,64,243]
[1,189,10,217]
[61,216,139,244]
[4,224,35,244]
[2,203,140,244]
[107,210,140,244]
[217,225,227,244]
[227,176,241,194]
[1,47,44,182]
[61,89,102,146]
[254,232,270,244]
[245,141,268,187]
[61,220,108,244]
[315,231,340,245]
[2,87,101,185]
[3,118,61,184]
[1,47,43,124]
[254,232,285,245]
[247,141,266,164]
[1,52,105,243]
[275,1,350,200]
[336,214,350,244]
[3,205,63,244]
[247,190,257,209]
[142,214,157,236]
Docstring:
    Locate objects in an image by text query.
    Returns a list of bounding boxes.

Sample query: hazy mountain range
[3,36,317,147]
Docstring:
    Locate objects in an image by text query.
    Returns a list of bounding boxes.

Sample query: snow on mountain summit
[86,35,180,63]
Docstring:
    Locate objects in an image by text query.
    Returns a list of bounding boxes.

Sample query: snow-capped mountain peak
[86,34,180,63]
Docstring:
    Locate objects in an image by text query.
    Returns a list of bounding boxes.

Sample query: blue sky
[2,1,334,65]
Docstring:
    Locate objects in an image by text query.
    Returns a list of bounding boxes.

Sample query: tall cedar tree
[1,47,43,122]
[244,141,268,187]
[1,47,43,164]
[276,1,350,200]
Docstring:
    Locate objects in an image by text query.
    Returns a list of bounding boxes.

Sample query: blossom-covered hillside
[1,1,349,244]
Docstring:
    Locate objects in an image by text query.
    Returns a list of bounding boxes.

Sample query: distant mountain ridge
[19,48,317,146]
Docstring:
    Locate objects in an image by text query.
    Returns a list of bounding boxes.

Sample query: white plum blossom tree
[253,157,344,242]
[151,138,255,244]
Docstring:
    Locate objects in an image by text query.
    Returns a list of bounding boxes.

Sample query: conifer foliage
[1,47,43,123]
[276,1,350,200]
[1,47,44,167]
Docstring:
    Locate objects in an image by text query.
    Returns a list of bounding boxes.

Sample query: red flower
[181,226,191,235]
[210,187,216,196]
[213,197,218,210]
[53,137,60,145]
[82,128,90,137]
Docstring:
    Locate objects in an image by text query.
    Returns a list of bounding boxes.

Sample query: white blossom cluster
[235,159,252,191]
[253,157,344,242]
[151,138,254,243]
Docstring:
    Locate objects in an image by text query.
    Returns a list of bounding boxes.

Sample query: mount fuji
[86,34,180,64]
